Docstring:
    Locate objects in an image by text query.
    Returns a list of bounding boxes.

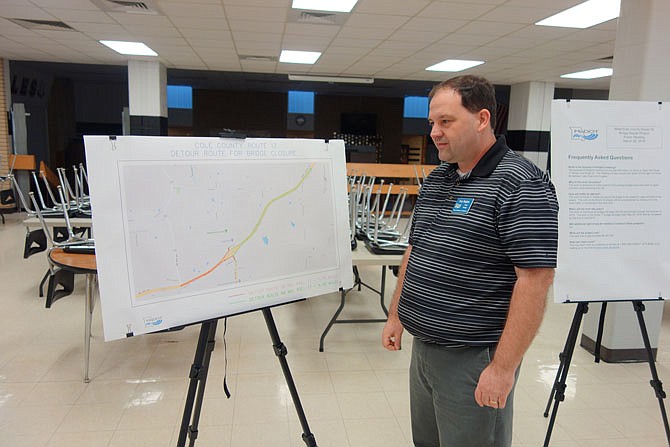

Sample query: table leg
[379,266,388,316]
[84,273,94,383]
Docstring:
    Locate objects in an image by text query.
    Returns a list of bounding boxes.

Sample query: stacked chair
[12,162,95,306]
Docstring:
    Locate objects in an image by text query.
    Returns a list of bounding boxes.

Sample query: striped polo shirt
[397,136,558,347]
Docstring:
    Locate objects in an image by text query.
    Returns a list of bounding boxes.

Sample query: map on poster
[84,136,352,340]
[551,100,670,302]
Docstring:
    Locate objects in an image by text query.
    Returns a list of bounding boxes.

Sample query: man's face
[428,88,483,165]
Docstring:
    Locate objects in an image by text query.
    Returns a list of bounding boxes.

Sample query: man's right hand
[382,315,404,351]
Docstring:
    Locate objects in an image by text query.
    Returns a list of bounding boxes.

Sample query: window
[403,96,429,119]
[288,91,314,114]
[167,85,193,109]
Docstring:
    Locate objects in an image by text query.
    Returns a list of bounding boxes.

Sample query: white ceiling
[0,0,617,90]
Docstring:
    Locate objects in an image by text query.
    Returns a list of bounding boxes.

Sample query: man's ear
[477,109,491,132]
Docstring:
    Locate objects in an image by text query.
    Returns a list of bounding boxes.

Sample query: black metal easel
[177,307,317,447]
[543,300,670,446]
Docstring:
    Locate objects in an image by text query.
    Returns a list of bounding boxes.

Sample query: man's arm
[474,266,554,408]
[382,245,412,351]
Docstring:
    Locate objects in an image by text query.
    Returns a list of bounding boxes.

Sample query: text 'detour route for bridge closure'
[84,136,353,341]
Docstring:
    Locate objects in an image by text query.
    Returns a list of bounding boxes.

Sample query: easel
[543,299,670,446]
[177,306,317,447]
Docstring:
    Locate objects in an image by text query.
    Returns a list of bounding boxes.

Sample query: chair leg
[39,269,50,297]
[45,269,75,308]
[23,229,47,258]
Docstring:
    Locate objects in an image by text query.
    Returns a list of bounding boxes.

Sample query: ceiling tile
[159,3,225,18]
[478,5,561,24]
[401,17,468,32]
[388,28,443,44]
[224,6,287,23]
[170,17,230,30]
[337,26,394,40]
[354,0,431,16]
[456,21,526,36]
[107,12,173,27]
[418,3,497,20]
[0,4,55,20]
[229,20,284,33]
[29,0,99,8]
[43,8,115,23]
[281,35,332,51]
[284,23,340,38]
[329,37,382,49]
[343,13,409,29]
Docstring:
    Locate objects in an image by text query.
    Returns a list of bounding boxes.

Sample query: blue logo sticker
[570,127,599,141]
[452,198,474,214]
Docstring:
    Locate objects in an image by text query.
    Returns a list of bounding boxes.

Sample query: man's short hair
[429,75,497,130]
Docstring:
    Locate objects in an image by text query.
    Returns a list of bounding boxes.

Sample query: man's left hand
[474,362,515,409]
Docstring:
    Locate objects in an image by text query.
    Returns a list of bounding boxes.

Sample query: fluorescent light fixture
[280,50,321,64]
[426,59,485,72]
[561,67,613,79]
[536,0,620,28]
[100,40,157,56]
[288,74,374,84]
[292,0,358,13]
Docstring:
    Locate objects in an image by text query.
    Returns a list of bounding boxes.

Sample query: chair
[28,190,94,307]
[0,183,15,224]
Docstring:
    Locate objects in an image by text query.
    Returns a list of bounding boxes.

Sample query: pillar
[506,81,554,171]
[128,60,167,136]
[580,0,670,362]
[1,59,10,182]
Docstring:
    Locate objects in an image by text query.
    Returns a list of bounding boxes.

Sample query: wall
[48,78,77,168]
[193,89,286,137]
[314,95,403,163]
[74,80,128,125]
[1,59,10,187]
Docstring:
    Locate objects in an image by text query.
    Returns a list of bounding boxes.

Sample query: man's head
[427,75,497,169]
[429,75,497,131]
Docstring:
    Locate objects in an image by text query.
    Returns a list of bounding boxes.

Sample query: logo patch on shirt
[452,198,474,214]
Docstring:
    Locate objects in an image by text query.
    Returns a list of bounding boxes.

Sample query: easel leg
[262,308,318,447]
[632,301,670,445]
[594,302,608,363]
[177,320,218,447]
[544,302,589,447]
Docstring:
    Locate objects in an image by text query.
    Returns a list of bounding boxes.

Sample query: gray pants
[409,339,516,447]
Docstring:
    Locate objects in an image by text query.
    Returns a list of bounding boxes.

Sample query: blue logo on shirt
[452,198,474,214]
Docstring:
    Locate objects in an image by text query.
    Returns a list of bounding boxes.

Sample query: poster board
[551,100,670,302]
[84,136,353,340]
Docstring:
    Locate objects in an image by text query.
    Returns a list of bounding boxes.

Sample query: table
[48,247,97,382]
[319,243,404,351]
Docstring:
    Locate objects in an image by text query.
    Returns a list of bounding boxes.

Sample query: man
[382,75,558,447]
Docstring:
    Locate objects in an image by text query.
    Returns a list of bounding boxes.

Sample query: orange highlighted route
[135,163,315,299]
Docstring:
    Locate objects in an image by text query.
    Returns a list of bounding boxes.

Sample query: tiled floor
[2,211,670,446]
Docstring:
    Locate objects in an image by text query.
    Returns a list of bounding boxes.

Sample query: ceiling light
[426,59,485,72]
[280,50,321,64]
[536,0,620,28]
[288,74,374,84]
[100,40,157,56]
[292,0,358,13]
[560,68,613,79]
